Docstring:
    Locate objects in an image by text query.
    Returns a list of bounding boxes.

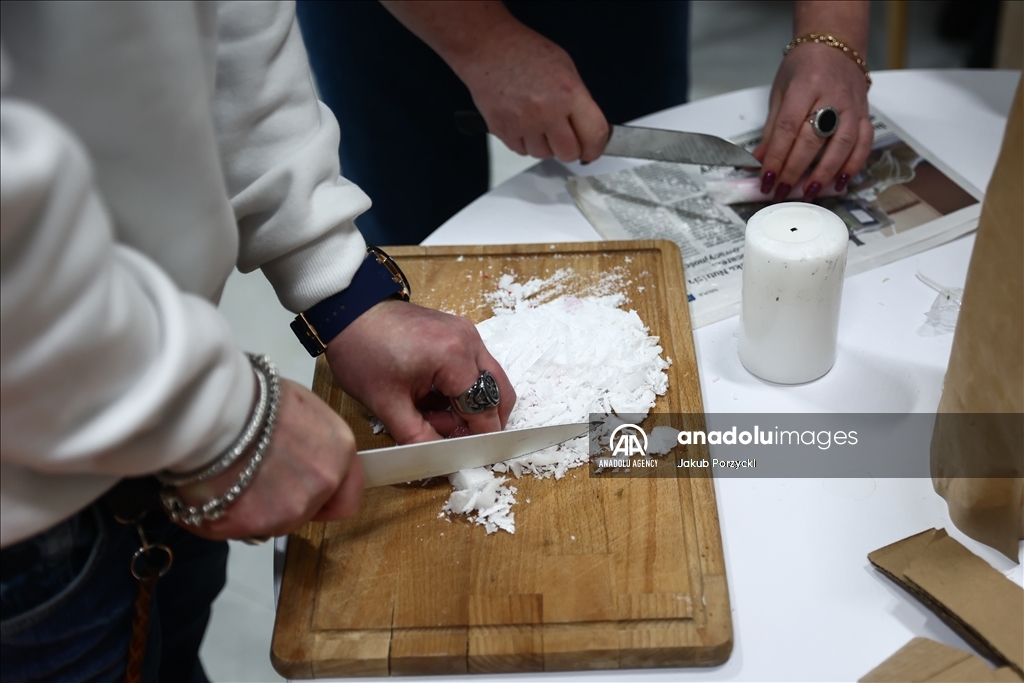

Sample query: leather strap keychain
[101,476,171,683]
[119,514,173,683]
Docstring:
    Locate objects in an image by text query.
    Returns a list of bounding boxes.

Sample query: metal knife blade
[358,422,591,488]
[605,124,761,168]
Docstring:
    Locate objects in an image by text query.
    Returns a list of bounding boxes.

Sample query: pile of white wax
[442,270,670,534]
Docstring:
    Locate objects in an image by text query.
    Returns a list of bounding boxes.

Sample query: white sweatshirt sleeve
[0,95,255,478]
[212,1,370,312]
[0,1,372,546]
[0,38,254,544]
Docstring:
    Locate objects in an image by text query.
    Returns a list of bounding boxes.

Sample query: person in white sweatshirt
[0,2,514,680]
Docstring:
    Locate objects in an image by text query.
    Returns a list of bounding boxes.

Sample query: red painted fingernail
[802,181,822,202]
[772,182,791,202]
[760,171,776,195]
[834,173,850,192]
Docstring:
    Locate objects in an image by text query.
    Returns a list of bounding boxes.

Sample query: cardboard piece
[868,530,1024,678]
[860,637,1023,682]
[903,535,1024,674]
[930,77,1024,560]
[869,528,945,579]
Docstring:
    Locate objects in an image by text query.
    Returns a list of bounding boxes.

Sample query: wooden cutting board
[271,241,731,678]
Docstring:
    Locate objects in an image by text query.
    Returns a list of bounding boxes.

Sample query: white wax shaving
[442,470,518,534]
[443,270,669,534]
[648,426,680,455]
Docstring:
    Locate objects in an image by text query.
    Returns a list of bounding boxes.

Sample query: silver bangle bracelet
[161,354,281,527]
[157,354,270,487]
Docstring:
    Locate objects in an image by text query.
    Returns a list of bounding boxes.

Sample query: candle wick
[790,227,798,232]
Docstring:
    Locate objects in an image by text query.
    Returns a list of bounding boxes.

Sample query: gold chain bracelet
[784,33,872,90]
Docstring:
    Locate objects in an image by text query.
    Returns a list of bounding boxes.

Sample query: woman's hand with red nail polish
[752,2,873,202]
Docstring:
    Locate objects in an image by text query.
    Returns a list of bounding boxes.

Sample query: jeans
[296,0,690,247]
[1,503,228,683]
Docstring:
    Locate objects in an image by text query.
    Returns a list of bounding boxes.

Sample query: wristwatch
[290,246,411,357]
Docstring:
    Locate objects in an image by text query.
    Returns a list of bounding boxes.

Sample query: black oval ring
[809,107,839,138]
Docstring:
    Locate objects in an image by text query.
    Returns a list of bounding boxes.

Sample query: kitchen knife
[454,111,760,168]
[604,124,761,168]
[358,422,591,488]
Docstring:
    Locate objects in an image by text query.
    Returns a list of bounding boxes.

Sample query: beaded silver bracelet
[161,354,280,527]
[156,358,270,487]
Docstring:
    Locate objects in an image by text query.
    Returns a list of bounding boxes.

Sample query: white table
[290,70,1022,682]
[427,70,1021,681]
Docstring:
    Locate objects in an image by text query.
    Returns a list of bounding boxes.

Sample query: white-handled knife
[358,422,590,488]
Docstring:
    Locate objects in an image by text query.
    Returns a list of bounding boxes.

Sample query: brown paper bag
[931,78,1024,561]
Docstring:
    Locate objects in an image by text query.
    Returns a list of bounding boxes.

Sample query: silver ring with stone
[453,370,501,415]
[809,107,839,138]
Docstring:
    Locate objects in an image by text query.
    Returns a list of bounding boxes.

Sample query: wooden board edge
[271,523,326,679]
[538,617,733,672]
[295,617,734,677]
[615,642,734,671]
[310,630,392,679]
[385,239,681,260]
[650,238,704,413]
[390,627,470,676]
[689,474,728,577]
[687,475,733,661]
[695,574,735,666]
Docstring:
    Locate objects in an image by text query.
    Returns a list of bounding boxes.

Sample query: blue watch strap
[290,247,411,357]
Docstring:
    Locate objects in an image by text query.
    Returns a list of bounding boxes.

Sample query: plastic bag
[917,271,963,336]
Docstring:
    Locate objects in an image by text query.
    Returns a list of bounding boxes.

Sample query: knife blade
[358,422,591,488]
[453,110,759,168]
[605,124,761,168]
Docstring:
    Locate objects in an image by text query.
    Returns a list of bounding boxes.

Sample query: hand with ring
[753,1,873,203]
[324,299,516,444]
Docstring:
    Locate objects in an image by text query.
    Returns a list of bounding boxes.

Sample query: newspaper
[567,111,981,329]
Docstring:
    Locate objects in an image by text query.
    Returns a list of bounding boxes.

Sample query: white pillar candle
[738,203,848,384]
